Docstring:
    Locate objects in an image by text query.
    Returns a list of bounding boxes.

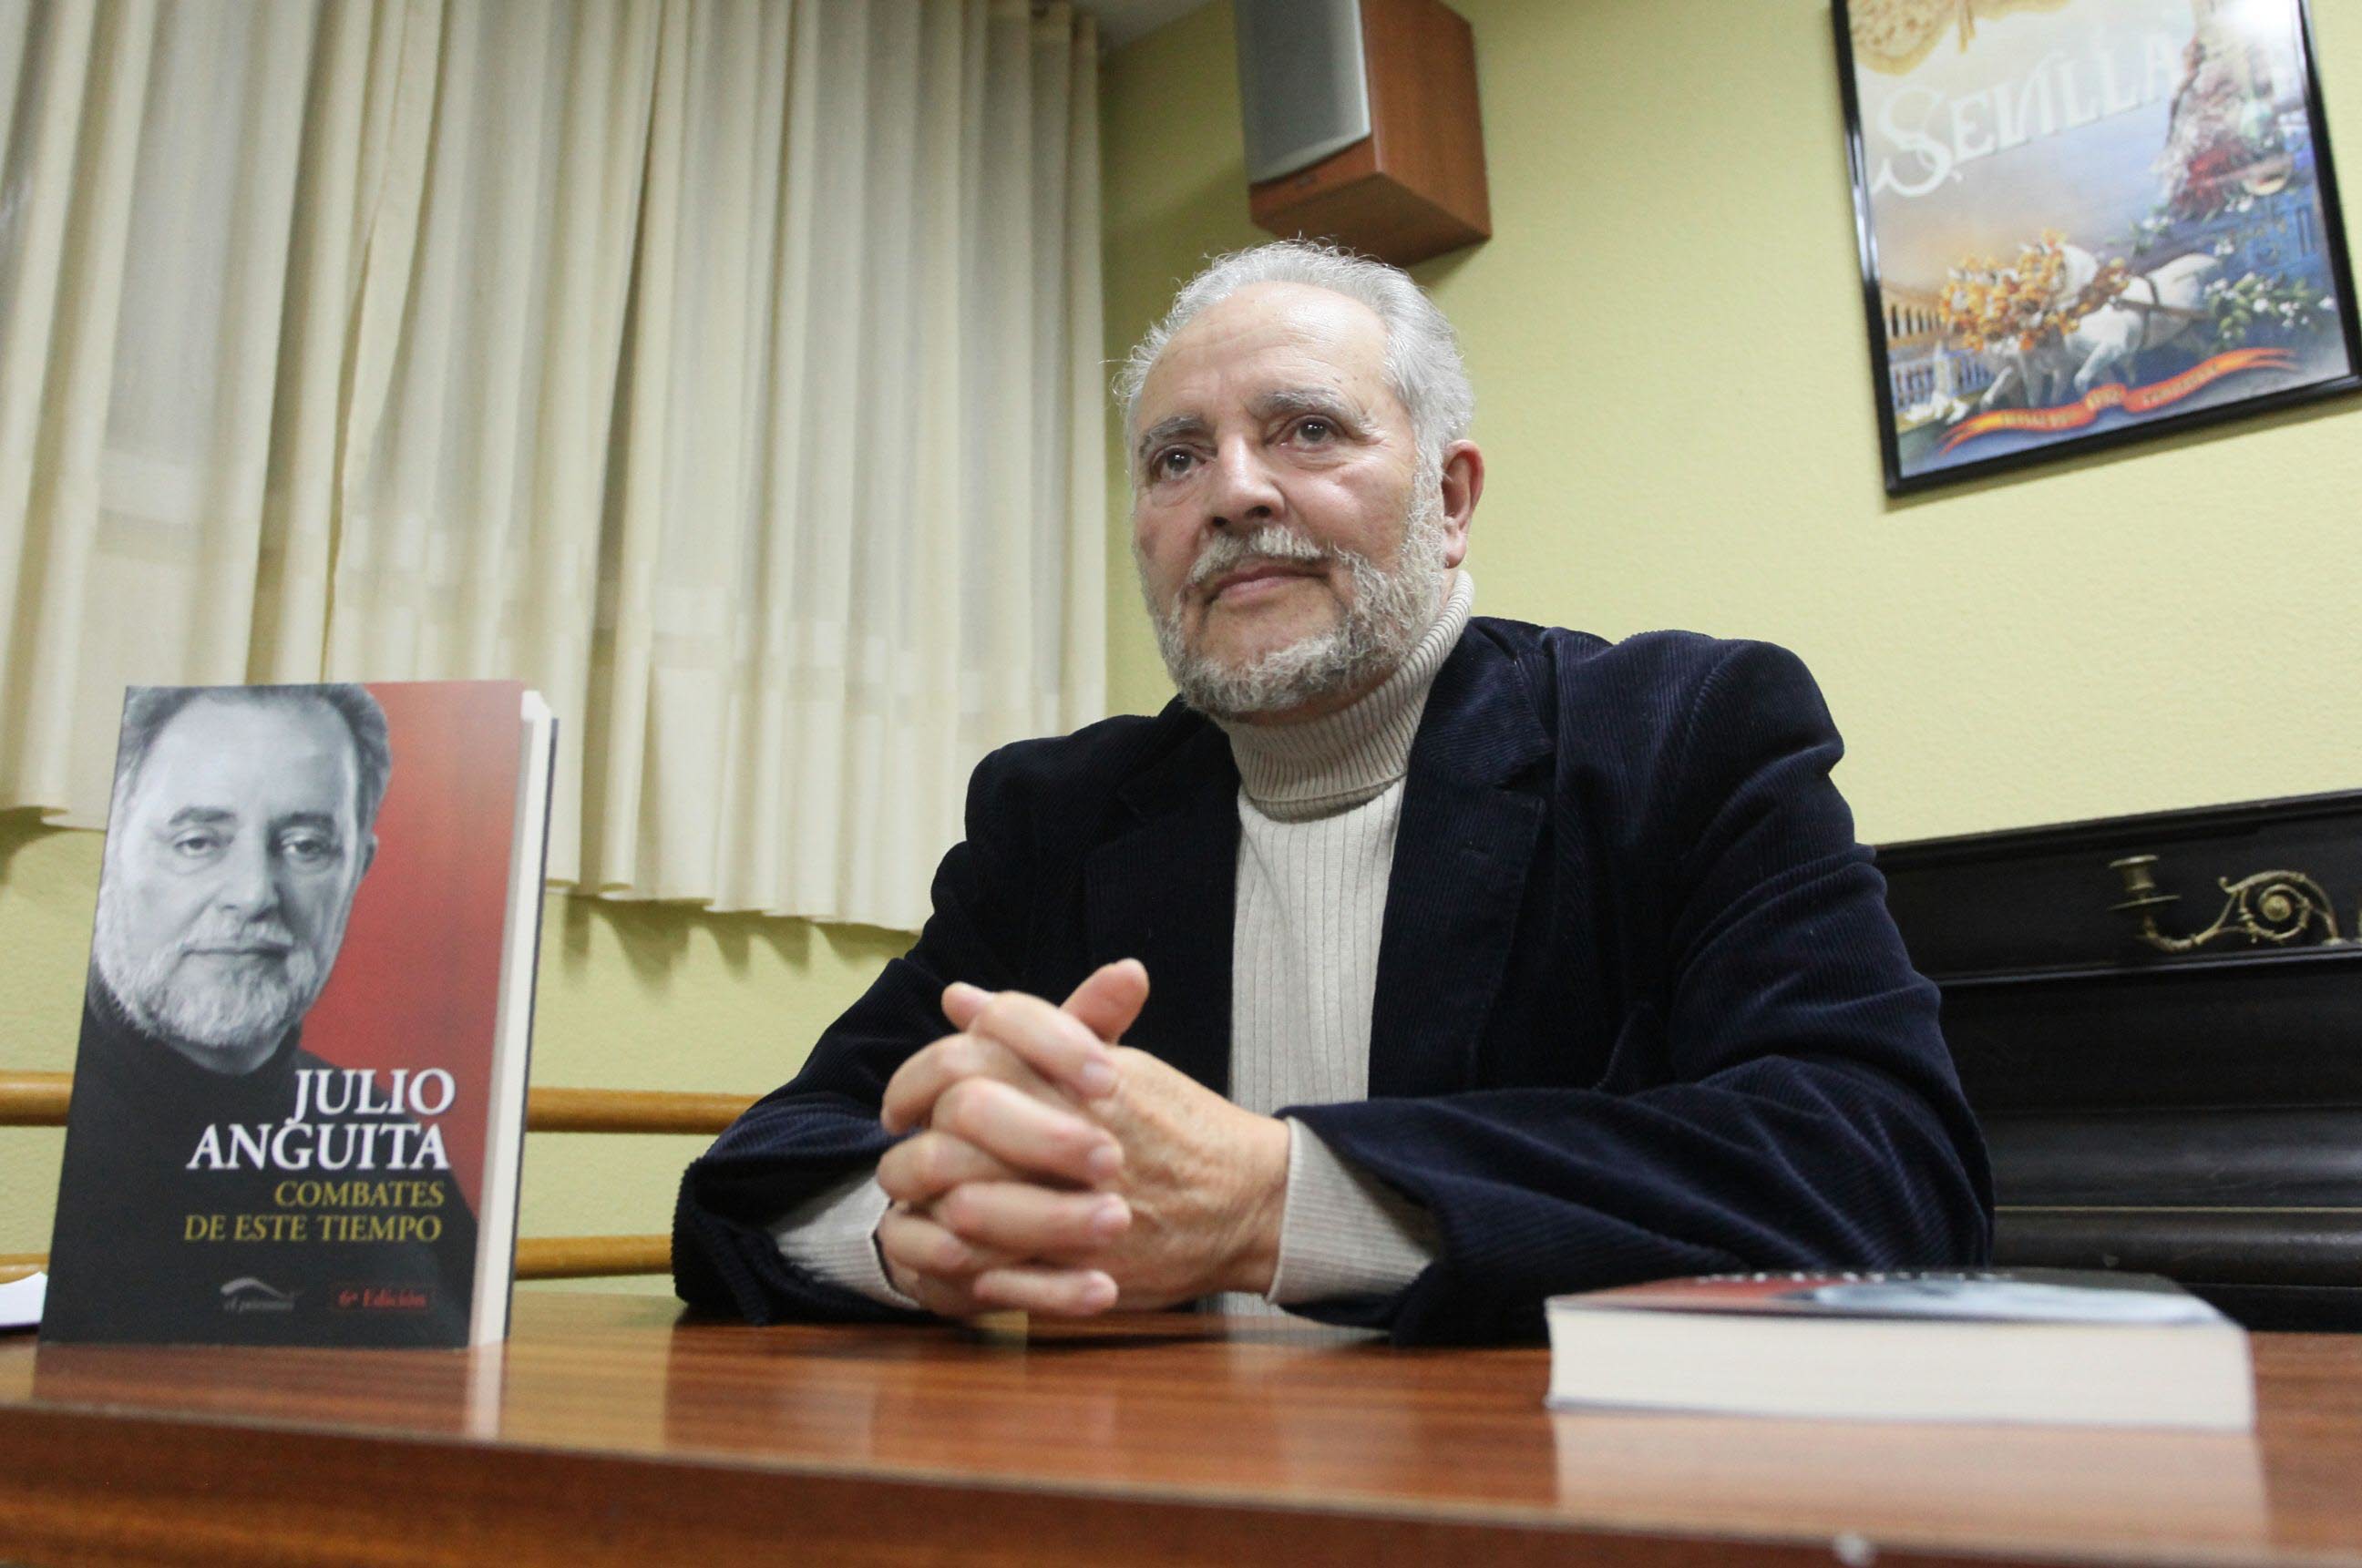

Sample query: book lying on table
[1546,1269,2254,1429]
[41,682,555,1348]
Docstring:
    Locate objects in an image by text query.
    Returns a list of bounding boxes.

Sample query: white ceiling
[1068,0,1217,52]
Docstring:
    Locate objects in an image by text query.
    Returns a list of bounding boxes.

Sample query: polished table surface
[3,1291,2360,1566]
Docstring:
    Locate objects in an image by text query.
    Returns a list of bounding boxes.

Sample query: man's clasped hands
[876,959,1291,1317]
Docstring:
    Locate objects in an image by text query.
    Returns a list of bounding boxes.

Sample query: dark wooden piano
[1879,789,2362,1330]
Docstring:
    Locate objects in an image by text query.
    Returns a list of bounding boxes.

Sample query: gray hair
[111,684,393,833]
[1114,241,1474,478]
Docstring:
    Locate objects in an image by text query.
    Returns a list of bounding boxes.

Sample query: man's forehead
[154,693,348,747]
[138,698,357,806]
[1135,282,1392,423]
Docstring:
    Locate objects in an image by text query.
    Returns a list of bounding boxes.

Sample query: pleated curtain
[0,0,1105,931]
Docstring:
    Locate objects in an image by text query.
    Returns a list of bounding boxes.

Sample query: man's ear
[1438,440,1483,569]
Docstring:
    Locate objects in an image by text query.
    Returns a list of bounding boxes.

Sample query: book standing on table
[41,681,554,1348]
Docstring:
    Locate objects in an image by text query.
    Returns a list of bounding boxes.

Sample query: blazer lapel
[1084,718,1240,1096]
[1369,634,1552,1099]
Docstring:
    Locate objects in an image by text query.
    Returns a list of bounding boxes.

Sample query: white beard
[91,892,334,1063]
[1144,481,1450,722]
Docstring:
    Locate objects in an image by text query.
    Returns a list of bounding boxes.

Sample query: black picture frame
[1833,0,2362,496]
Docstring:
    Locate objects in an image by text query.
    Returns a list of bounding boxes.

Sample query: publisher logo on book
[333,1283,435,1314]
[219,1276,298,1315]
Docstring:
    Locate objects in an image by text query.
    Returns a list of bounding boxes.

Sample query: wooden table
[3,1292,2359,1566]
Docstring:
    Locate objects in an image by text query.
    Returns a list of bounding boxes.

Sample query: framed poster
[1834,0,2361,494]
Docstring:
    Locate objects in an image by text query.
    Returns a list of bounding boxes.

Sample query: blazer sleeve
[1286,640,1995,1345]
[670,749,1036,1325]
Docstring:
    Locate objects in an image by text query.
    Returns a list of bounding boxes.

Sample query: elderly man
[44,684,475,1344]
[673,242,1990,1343]
[87,685,390,1075]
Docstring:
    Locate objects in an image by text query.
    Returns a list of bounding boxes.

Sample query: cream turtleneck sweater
[1203,569,1469,1312]
[772,572,1472,1315]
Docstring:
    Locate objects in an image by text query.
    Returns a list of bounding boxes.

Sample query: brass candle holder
[2107,854,2345,954]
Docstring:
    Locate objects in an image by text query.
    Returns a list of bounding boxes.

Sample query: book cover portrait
[43,682,532,1347]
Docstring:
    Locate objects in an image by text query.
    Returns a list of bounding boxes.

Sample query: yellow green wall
[1101,0,2362,837]
[0,810,906,1290]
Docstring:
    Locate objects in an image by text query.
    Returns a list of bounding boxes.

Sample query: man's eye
[1151,448,1197,480]
[279,832,339,866]
[1292,416,1335,442]
[170,833,223,859]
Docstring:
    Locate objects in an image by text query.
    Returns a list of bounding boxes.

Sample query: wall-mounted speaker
[1236,1,1373,184]
[1232,0,1490,268]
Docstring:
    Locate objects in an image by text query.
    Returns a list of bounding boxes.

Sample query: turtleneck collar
[1216,569,1472,822]
[77,979,308,1126]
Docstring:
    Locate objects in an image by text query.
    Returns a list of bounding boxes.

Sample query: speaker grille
[1234,0,1372,185]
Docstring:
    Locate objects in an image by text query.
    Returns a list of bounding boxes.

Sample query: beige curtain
[0,0,1105,931]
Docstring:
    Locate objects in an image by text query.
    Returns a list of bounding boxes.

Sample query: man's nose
[212,834,282,920]
[1203,436,1284,530]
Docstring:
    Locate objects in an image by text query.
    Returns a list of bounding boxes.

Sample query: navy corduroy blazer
[673,616,1995,1344]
